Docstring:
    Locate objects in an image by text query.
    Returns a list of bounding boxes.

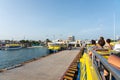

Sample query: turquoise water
[0,47,49,69]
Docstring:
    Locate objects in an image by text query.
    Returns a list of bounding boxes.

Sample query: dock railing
[89,48,120,80]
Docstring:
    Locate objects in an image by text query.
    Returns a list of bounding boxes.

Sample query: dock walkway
[0,48,80,80]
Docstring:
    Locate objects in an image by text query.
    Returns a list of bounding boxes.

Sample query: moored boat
[48,42,61,52]
[1,44,22,50]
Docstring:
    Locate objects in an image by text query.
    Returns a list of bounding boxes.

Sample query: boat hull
[3,46,22,50]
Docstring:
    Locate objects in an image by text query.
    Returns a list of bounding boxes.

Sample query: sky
[0,0,120,40]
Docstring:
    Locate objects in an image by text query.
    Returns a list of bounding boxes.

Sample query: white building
[68,36,75,42]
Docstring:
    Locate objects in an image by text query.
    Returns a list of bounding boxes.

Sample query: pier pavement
[0,48,80,80]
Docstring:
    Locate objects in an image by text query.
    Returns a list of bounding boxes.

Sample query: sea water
[0,47,49,69]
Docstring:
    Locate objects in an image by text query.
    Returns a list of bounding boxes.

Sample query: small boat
[48,42,61,52]
[2,44,22,50]
[27,46,43,48]
[48,42,67,51]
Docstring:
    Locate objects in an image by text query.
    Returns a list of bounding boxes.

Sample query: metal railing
[90,49,120,80]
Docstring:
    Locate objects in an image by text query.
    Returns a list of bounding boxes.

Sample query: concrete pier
[0,48,80,80]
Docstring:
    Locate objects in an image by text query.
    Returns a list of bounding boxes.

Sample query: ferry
[48,42,62,52]
[1,44,22,50]
[48,42,67,52]
[62,44,120,80]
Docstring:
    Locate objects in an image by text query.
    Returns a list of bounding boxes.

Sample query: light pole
[113,13,116,42]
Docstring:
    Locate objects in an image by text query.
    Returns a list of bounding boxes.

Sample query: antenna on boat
[23,36,25,40]
[113,13,116,42]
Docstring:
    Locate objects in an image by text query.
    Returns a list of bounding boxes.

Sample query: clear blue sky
[0,0,120,40]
